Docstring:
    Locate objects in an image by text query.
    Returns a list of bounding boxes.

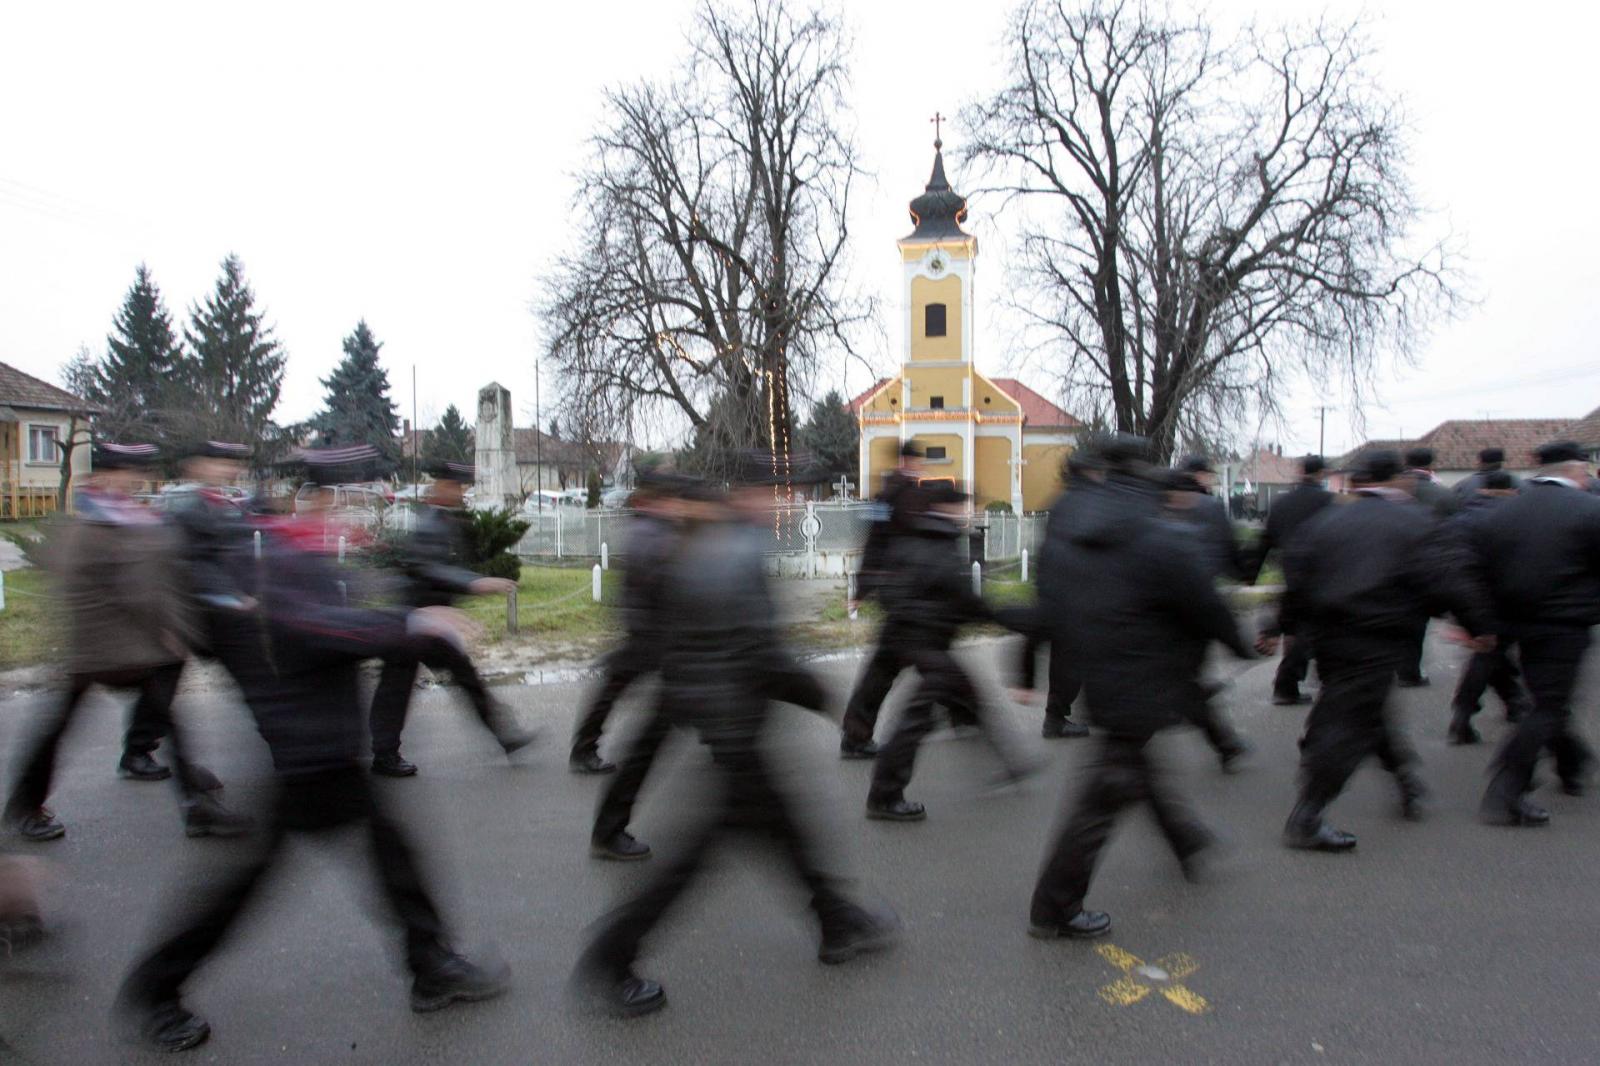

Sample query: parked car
[521,490,584,514]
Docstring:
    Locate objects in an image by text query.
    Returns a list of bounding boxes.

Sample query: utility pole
[534,359,543,513]
[411,365,418,488]
[1317,405,1328,458]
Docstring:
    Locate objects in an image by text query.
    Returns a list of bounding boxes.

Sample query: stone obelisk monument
[474,382,518,510]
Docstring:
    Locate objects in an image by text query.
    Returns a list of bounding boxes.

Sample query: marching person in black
[864,483,1034,822]
[368,461,533,777]
[1468,441,1600,827]
[1396,446,1458,687]
[1029,437,1252,940]
[1452,446,1519,501]
[115,451,509,1054]
[1269,451,1495,852]
[570,460,683,776]
[4,444,238,843]
[1178,454,1249,580]
[573,452,896,1017]
[1443,470,1531,744]
[1247,455,1335,705]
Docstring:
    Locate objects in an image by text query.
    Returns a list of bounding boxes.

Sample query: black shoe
[1042,718,1089,739]
[1447,715,1481,745]
[0,913,46,955]
[371,753,418,778]
[1480,796,1551,827]
[9,806,64,842]
[1028,910,1111,939]
[1505,700,1530,724]
[183,794,254,839]
[410,952,511,1013]
[569,751,616,775]
[1561,779,1587,797]
[1218,741,1250,775]
[572,961,667,1018]
[118,751,171,782]
[1283,820,1357,852]
[498,727,538,756]
[1272,690,1312,706]
[127,1001,211,1053]
[839,737,880,760]
[866,798,926,822]
[1396,673,1430,689]
[1398,779,1427,822]
[591,831,651,861]
[818,908,900,965]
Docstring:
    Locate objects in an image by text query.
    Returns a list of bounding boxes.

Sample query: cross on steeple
[930,111,945,149]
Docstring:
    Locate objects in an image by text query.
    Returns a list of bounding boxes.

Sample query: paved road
[3,633,1599,1064]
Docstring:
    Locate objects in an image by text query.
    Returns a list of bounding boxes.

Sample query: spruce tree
[422,403,474,465]
[799,389,858,484]
[310,320,401,475]
[96,264,184,443]
[183,254,286,445]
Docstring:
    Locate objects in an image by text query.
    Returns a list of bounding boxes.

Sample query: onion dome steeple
[906,123,970,242]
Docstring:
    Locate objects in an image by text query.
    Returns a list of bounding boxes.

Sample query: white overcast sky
[2,0,1596,458]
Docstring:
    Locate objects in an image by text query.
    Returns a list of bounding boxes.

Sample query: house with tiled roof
[0,360,94,518]
[1561,404,1600,462]
[849,140,1084,511]
[1335,418,1579,488]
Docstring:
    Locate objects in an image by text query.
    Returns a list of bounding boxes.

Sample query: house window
[925,445,948,461]
[27,424,58,464]
[930,396,945,410]
[925,303,947,337]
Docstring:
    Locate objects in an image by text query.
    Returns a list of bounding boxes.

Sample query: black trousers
[591,704,674,843]
[1014,626,1082,725]
[572,636,658,760]
[579,731,861,980]
[1293,638,1416,819]
[119,767,447,1008]
[1485,628,1593,806]
[1273,634,1312,699]
[1452,641,1530,718]
[1397,620,1428,683]
[843,620,977,744]
[5,662,199,818]
[868,645,1023,805]
[200,607,275,718]
[369,636,495,758]
[1030,732,1207,926]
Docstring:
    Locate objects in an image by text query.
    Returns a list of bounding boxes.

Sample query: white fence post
[592,563,603,603]
[1021,547,1029,583]
[971,560,982,597]
[253,530,262,559]
[506,587,518,634]
[337,536,347,564]
[557,515,564,559]
[601,541,609,571]
[0,570,6,612]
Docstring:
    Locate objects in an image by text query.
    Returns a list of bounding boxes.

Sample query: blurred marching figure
[1452,447,1519,500]
[368,461,534,777]
[1160,468,1252,773]
[570,456,683,778]
[586,462,692,860]
[3,443,244,843]
[1003,448,1099,740]
[116,450,509,1054]
[1245,455,1334,706]
[1028,437,1252,940]
[1464,442,1600,827]
[1268,451,1494,852]
[841,440,981,760]
[1395,446,1460,688]
[573,452,897,1017]
[864,482,1036,822]
[0,853,48,955]
[1176,454,1250,581]
[1441,470,1532,744]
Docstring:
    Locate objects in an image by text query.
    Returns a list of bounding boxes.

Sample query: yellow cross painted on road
[1095,944,1209,1015]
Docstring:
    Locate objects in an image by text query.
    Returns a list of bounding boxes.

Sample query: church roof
[904,143,970,243]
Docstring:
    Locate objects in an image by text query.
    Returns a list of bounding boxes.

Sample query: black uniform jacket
[1247,480,1333,584]
[395,505,481,609]
[1463,479,1600,632]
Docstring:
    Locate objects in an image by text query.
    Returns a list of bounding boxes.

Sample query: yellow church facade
[851,141,1082,512]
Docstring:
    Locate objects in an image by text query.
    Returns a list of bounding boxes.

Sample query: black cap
[298,444,379,486]
[426,460,475,484]
[1099,434,1155,473]
[193,440,252,461]
[729,448,828,486]
[1155,468,1203,493]
[1482,470,1515,491]
[1180,454,1214,475]
[1352,449,1403,485]
[1301,454,1326,476]
[1536,440,1586,465]
[93,442,159,470]
[1404,447,1435,470]
[899,440,924,459]
[1478,447,1505,466]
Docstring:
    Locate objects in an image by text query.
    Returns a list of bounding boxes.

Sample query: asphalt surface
[2,631,1599,1065]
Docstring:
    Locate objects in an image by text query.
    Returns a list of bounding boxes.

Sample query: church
[850,134,1082,512]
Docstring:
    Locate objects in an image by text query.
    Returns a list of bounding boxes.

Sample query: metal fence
[516,501,1046,564]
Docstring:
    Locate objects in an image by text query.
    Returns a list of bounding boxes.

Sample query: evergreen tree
[96,264,185,443]
[310,320,401,475]
[183,254,286,445]
[422,403,474,465]
[799,390,858,486]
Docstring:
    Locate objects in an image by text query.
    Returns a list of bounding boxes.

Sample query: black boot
[123,1000,211,1053]
[569,751,616,774]
[183,793,255,839]
[839,736,880,760]
[1479,795,1550,827]
[1446,709,1481,745]
[1042,718,1089,739]
[7,806,65,843]
[1272,689,1312,706]
[818,906,900,964]
[1028,910,1111,939]
[410,951,511,1013]
[865,797,926,822]
[372,752,419,777]
[571,957,666,1017]
[1282,801,1356,851]
[118,751,171,781]
[590,830,651,861]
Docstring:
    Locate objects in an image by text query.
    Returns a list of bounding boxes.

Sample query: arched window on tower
[925,303,947,338]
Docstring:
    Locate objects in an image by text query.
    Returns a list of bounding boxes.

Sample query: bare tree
[538,0,872,475]
[964,1,1460,459]
[56,347,99,508]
